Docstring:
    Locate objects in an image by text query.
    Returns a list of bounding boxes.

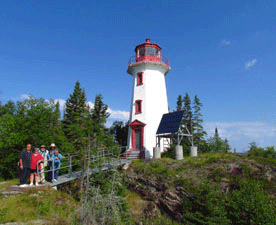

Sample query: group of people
[19,143,63,187]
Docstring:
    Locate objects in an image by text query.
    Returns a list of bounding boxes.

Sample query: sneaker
[53,179,57,182]
[19,184,28,187]
[29,183,34,186]
[35,183,39,186]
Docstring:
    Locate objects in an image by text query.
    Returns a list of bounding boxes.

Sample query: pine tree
[215,127,219,138]
[208,128,231,153]
[91,94,111,145]
[91,94,110,129]
[176,95,183,111]
[63,81,89,152]
[183,92,193,134]
[192,95,207,149]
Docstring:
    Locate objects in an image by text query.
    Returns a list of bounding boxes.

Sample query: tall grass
[0,187,78,224]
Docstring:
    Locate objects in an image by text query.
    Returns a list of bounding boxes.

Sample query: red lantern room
[128,38,170,70]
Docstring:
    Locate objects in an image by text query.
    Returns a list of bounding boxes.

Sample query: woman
[29,148,44,186]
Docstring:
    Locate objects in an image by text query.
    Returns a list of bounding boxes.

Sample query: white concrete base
[175,145,183,160]
[153,147,161,159]
[190,146,198,157]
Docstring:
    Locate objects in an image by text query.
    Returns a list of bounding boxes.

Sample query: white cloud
[54,99,66,111]
[107,108,129,121]
[222,39,231,46]
[245,59,257,69]
[204,121,276,151]
[20,94,31,100]
[87,101,94,109]
[205,121,276,139]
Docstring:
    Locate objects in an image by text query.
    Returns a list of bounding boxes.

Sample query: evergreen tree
[208,128,230,153]
[176,95,183,111]
[183,92,193,134]
[63,81,89,152]
[192,95,207,149]
[110,121,129,147]
[90,94,111,146]
[215,127,219,138]
[91,94,110,129]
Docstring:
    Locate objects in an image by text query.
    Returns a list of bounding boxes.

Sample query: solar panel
[156,110,184,134]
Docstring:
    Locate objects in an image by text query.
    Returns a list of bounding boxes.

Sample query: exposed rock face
[126,172,194,221]
[124,158,276,222]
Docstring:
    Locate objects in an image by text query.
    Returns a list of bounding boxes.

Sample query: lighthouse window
[139,48,145,57]
[135,100,142,114]
[146,47,155,56]
[156,49,160,57]
[137,72,143,86]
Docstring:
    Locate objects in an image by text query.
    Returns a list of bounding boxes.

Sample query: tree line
[162,93,231,157]
[0,81,114,179]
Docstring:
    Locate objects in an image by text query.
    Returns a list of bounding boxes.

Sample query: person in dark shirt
[19,143,32,187]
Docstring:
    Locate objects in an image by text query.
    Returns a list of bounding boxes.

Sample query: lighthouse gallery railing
[128,54,170,68]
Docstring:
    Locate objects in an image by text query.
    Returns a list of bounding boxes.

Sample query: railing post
[69,154,72,177]
[52,160,54,182]
[37,161,39,184]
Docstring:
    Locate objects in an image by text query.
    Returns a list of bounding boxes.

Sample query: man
[19,143,32,187]
[39,145,48,184]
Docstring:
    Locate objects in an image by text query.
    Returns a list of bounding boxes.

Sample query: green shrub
[181,183,230,224]
[225,179,276,224]
[248,144,276,158]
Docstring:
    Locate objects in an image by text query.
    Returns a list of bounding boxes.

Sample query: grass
[249,155,276,167]
[125,190,146,217]
[0,179,19,191]
[0,187,79,224]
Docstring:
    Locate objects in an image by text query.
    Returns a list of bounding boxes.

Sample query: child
[30,148,44,186]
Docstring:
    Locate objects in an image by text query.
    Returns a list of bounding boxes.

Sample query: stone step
[122,150,141,159]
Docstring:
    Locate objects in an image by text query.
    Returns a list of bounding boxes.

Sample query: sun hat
[50,143,56,147]
[41,145,46,148]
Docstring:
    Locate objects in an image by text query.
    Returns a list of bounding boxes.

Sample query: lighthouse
[127,39,171,158]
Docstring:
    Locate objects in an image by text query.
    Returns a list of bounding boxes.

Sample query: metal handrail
[34,146,129,183]
[36,153,78,181]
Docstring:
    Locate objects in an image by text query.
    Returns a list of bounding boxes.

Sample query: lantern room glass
[138,47,160,57]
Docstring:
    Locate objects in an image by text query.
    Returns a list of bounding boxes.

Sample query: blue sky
[1,0,276,152]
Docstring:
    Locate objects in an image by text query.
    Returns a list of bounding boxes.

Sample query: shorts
[30,169,39,173]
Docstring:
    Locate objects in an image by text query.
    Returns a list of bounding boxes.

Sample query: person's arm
[19,159,23,170]
[38,155,44,164]
[58,154,63,160]
[47,153,52,161]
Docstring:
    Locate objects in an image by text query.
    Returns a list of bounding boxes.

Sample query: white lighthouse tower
[127,39,171,158]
